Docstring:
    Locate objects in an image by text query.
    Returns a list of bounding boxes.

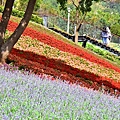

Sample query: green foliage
[31,14,43,24]
[33,0,42,12]
[1,1,120,37]
[57,0,99,14]
[0,6,43,24]
[15,0,28,11]
[87,1,120,36]
[56,0,67,10]
[14,0,42,12]
[85,43,120,66]
[79,0,99,14]
[111,24,120,36]
[40,0,62,15]
[12,9,24,17]
[0,5,3,12]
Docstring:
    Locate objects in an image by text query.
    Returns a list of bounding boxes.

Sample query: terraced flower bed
[6,20,120,95]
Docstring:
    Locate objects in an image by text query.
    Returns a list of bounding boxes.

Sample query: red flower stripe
[9,48,120,91]
[7,20,120,75]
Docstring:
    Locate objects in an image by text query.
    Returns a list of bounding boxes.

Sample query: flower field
[0,66,120,119]
[0,16,120,119]
[6,20,120,95]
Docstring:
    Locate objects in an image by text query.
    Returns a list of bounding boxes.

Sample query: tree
[0,0,36,64]
[14,0,41,13]
[57,0,99,44]
[40,0,59,16]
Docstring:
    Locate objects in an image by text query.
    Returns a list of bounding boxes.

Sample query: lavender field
[0,65,120,120]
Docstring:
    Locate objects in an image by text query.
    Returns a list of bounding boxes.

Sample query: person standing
[101,26,112,46]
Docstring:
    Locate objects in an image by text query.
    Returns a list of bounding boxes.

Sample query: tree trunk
[0,0,36,64]
[0,0,15,48]
[75,23,82,44]
[75,29,79,44]
[74,10,86,44]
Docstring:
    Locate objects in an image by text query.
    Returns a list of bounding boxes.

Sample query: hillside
[5,15,120,95]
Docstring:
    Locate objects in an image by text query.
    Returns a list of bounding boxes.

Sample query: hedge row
[0,5,43,25]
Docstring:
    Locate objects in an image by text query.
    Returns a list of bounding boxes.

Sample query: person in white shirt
[101,26,112,46]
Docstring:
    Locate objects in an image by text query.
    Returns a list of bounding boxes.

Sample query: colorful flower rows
[13,35,120,81]
[6,20,120,93]
[7,21,120,74]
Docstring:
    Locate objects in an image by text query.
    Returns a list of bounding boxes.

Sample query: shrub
[0,5,43,24]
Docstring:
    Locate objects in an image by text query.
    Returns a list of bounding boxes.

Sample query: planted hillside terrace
[5,19,120,95]
[49,27,120,56]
